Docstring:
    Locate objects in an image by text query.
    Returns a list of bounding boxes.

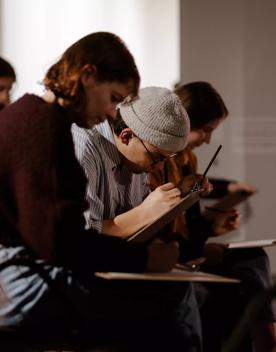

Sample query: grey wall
[180,0,276,273]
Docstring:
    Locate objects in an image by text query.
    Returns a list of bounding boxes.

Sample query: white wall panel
[0,0,179,100]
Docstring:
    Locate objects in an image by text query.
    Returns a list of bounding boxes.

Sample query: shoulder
[0,94,70,146]
[71,123,103,162]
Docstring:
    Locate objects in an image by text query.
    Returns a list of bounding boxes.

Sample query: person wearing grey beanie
[119,86,190,153]
[72,86,210,237]
[72,86,203,351]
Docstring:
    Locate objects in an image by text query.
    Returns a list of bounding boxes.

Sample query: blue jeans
[0,246,202,352]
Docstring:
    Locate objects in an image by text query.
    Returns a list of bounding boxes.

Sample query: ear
[81,64,97,87]
[119,128,134,145]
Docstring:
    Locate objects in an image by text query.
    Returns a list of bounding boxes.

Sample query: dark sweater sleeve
[59,230,147,274]
[208,177,235,199]
[0,96,147,274]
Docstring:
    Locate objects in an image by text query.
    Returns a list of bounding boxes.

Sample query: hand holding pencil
[191,145,222,192]
[178,174,213,197]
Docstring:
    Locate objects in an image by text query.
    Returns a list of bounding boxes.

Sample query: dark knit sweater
[0,94,147,274]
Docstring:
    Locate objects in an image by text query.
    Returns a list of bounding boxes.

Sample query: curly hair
[44,32,140,109]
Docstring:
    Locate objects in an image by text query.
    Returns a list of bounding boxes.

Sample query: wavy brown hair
[44,32,140,109]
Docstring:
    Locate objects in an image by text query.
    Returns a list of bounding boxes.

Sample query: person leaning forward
[0,34,201,351]
[72,86,203,351]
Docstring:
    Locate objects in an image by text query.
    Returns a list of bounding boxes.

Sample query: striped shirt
[71,120,150,233]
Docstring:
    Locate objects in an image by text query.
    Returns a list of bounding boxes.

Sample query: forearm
[101,204,152,238]
[208,178,233,198]
[57,229,148,274]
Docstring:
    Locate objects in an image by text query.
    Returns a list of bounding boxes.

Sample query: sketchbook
[211,189,257,211]
[227,239,276,249]
[95,268,240,284]
[127,191,201,243]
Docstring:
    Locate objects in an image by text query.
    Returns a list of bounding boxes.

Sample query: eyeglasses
[139,139,177,165]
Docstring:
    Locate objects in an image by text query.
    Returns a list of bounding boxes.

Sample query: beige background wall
[180,0,276,273]
[0,0,180,99]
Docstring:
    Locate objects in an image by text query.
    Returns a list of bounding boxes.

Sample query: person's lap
[0,248,202,352]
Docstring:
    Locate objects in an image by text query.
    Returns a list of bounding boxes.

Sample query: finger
[166,188,181,198]
[159,182,176,191]
[227,221,240,229]
[227,208,239,214]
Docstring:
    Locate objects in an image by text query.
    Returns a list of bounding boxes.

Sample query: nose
[107,104,118,120]
[204,132,212,144]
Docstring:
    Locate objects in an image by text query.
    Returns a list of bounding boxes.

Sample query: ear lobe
[119,128,133,145]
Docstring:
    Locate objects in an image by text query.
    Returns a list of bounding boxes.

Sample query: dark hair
[109,109,128,135]
[0,57,16,79]
[174,81,228,129]
[44,32,140,109]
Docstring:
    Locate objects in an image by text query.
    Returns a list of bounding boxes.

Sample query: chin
[188,142,201,150]
[132,168,144,174]
[94,116,104,124]
[87,117,103,128]
[129,165,146,174]
[84,121,95,129]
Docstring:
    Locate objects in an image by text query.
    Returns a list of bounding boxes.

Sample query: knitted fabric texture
[119,87,190,152]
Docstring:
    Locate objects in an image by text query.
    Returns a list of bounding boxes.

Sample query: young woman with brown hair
[0,33,198,351]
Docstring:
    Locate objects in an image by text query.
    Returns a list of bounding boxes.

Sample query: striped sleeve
[71,125,104,232]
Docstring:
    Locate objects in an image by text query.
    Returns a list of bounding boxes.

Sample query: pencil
[191,144,222,192]
[202,144,222,177]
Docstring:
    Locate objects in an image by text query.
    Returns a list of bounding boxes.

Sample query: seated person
[72,86,205,351]
[149,81,276,352]
[0,33,198,352]
[0,56,16,110]
[72,86,205,237]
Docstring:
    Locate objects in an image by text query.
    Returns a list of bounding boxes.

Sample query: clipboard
[95,269,240,284]
[227,239,276,249]
[127,190,201,243]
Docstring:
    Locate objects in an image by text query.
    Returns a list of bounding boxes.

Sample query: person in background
[0,32,193,352]
[150,81,276,352]
[0,56,16,110]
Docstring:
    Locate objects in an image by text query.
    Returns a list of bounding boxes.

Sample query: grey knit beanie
[119,87,190,152]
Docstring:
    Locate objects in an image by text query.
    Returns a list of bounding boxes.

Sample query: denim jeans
[0,246,202,352]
